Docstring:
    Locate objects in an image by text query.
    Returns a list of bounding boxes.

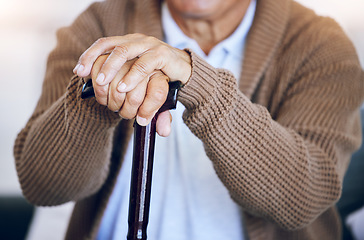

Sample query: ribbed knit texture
[13,0,364,239]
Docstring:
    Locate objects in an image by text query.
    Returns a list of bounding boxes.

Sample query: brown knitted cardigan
[14,0,364,239]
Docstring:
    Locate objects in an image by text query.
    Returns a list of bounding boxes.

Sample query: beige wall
[0,0,363,195]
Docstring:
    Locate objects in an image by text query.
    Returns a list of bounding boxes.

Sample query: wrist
[178,49,192,85]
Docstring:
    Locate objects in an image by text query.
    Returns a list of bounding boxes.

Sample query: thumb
[156,110,172,137]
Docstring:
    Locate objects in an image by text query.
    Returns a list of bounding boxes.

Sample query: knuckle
[132,33,145,38]
[94,87,107,102]
[119,107,136,119]
[113,45,128,60]
[132,61,149,77]
[118,111,132,120]
[107,62,121,73]
[94,87,106,97]
[95,37,107,45]
[114,91,125,102]
[146,35,157,43]
[127,94,143,107]
[138,110,151,119]
[108,101,119,112]
[156,44,170,56]
[109,91,124,110]
[150,88,167,103]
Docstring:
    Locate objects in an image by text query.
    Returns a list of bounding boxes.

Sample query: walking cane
[81,79,181,240]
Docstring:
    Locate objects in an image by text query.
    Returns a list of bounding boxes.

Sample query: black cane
[81,79,180,240]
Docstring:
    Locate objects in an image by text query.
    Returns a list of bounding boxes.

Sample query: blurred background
[0,0,363,239]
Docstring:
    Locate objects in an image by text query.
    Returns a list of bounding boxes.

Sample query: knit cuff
[177,49,242,138]
[177,49,218,111]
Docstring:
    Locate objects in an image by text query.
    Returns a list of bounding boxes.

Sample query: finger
[118,77,148,119]
[95,40,158,87]
[91,55,109,105]
[74,34,153,78]
[108,88,126,113]
[136,71,169,126]
[107,60,136,112]
[108,75,126,113]
[74,35,139,77]
[117,49,165,93]
[156,110,172,137]
[93,84,109,106]
[90,54,109,80]
[119,46,192,90]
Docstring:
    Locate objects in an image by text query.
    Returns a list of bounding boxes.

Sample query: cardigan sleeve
[13,2,123,206]
[178,22,364,230]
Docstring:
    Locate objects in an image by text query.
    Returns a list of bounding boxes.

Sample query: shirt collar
[162,0,256,59]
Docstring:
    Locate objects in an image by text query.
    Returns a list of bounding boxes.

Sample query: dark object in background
[0,196,35,240]
[337,108,364,240]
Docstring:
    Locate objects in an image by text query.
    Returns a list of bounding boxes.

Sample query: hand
[73,34,191,137]
[90,54,173,136]
[73,33,191,86]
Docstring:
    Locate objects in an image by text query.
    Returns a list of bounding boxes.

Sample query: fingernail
[117,82,127,92]
[76,64,85,75]
[137,116,148,126]
[73,63,80,73]
[96,73,105,85]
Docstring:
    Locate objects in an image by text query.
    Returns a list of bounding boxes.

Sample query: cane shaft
[80,80,180,240]
[127,116,157,240]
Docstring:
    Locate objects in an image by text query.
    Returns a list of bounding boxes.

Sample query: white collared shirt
[97,1,256,240]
